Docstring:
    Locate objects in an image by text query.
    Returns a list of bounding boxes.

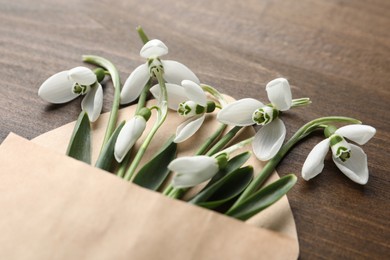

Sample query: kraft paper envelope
[0,99,299,259]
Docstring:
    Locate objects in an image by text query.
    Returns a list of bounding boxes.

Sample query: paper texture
[0,98,299,259]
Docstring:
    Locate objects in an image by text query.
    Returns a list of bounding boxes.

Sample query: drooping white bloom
[114,115,147,163]
[120,39,200,104]
[168,156,219,188]
[38,66,103,122]
[151,80,210,143]
[302,124,376,185]
[217,78,292,161]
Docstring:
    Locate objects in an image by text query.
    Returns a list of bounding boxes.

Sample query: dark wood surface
[1,0,389,258]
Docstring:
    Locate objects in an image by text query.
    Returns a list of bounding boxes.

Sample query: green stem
[82,55,121,149]
[118,28,151,179]
[195,123,227,155]
[136,80,151,113]
[167,187,186,199]
[214,136,254,157]
[227,116,361,212]
[291,97,311,107]
[206,126,242,156]
[123,70,168,181]
[162,185,174,195]
[136,26,150,44]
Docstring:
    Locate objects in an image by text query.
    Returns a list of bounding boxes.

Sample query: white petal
[266,78,292,111]
[120,64,150,104]
[332,144,369,184]
[150,83,187,110]
[174,115,205,143]
[68,66,97,85]
[169,156,219,188]
[253,118,286,161]
[38,70,79,104]
[181,80,207,107]
[114,116,146,163]
[335,125,376,145]
[162,60,200,85]
[301,138,331,181]
[140,39,168,58]
[217,98,264,126]
[81,83,103,122]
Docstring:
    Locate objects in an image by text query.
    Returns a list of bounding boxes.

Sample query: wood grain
[1,0,389,258]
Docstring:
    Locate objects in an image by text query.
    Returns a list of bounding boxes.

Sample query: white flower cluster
[38,38,376,191]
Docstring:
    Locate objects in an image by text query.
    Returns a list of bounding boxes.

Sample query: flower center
[330,134,351,162]
[72,83,91,95]
[148,58,164,77]
[178,101,205,117]
[252,106,279,125]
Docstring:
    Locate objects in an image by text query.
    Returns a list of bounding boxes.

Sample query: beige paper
[0,133,298,259]
[0,98,299,259]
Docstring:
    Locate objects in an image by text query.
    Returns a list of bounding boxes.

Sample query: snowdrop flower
[38,66,103,122]
[114,108,151,163]
[120,39,200,104]
[168,154,228,188]
[302,124,376,185]
[217,78,296,161]
[150,80,216,143]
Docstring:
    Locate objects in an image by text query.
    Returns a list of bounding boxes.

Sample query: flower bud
[215,153,228,169]
[324,125,338,138]
[94,68,106,83]
[114,116,147,162]
[169,156,219,188]
[137,107,152,121]
[206,101,216,113]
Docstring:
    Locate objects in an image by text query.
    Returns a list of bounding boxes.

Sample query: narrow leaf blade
[227,174,297,220]
[133,136,177,190]
[95,121,125,172]
[190,166,253,209]
[66,111,91,164]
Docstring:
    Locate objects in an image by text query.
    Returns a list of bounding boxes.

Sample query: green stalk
[227,116,361,212]
[136,26,150,44]
[168,188,185,199]
[117,27,152,178]
[82,55,121,149]
[206,126,242,156]
[162,185,174,195]
[123,70,168,181]
[195,123,227,155]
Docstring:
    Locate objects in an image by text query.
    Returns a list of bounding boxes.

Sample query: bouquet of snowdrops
[37,27,376,221]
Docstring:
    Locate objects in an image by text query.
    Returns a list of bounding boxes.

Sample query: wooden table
[1,0,389,258]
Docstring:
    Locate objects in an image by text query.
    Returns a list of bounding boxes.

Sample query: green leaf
[66,111,91,164]
[189,166,253,209]
[95,121,125,172]
[133,136,177,190]
[203,151,251,190]
[226,174,297,221]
